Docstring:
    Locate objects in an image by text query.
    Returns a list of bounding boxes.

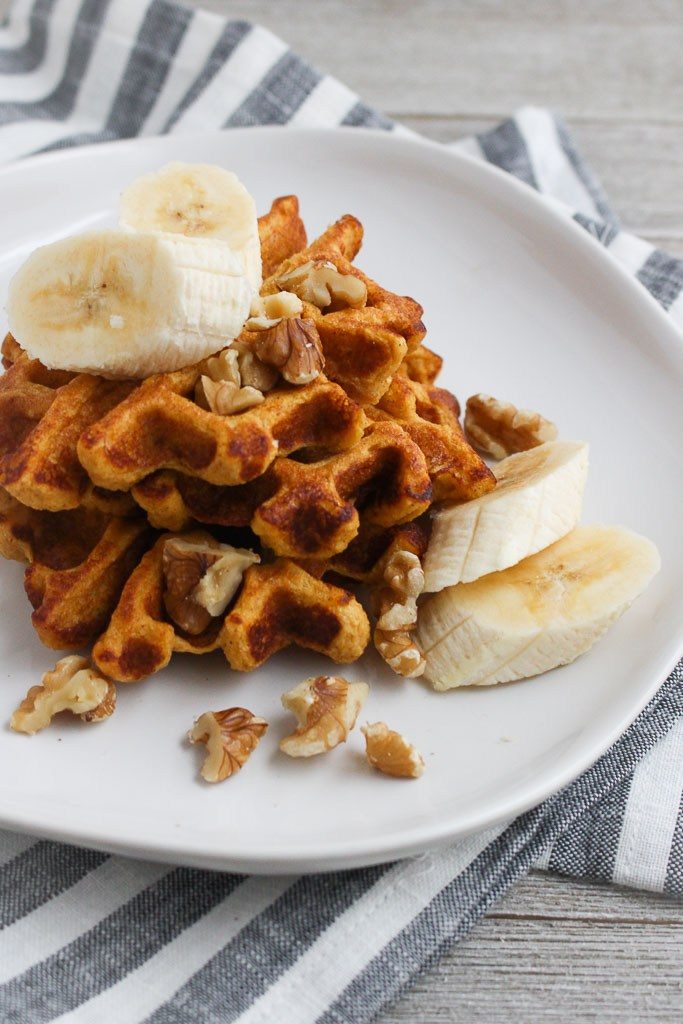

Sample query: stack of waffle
[0,198,494,683]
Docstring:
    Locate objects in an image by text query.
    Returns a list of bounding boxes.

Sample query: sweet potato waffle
[92,532,369,682]
[0,192,492,689]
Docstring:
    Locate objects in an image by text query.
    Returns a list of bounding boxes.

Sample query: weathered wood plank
[376,872,683,1024]
[187,1,683,121]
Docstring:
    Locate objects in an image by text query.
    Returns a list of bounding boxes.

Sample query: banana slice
[119,162,262,293]
[417,524,660,691]
[423,441,588,592]
[7,229,252,378]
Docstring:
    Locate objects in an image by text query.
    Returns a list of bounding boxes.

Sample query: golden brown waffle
[1,333,22,369]
[26,518,152,649]
[132,422,432,559]
[92,532,370,681]
[133,469,274,532]
[397,344,443,385]
[251,422,431,558]
[0,353,136,511]
[78,367,365,493]
[258,195,307,277]
[325,517,431,583]
[369,375,496,501]
[257,216,425,404]
[0,490,152,648]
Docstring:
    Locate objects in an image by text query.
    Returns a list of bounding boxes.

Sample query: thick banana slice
[119,162,262,293]
[7,230,252,378]
[417,524,660,690]
[423,440,588,592]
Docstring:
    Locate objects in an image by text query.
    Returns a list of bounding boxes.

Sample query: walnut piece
[189,707,268,782]
[362,722,425,779]
[280,675,369,757]
[276,260,367,311]
[246,290,304,330]
[252,317,324,385]
[465,393,558,460]
[11,655,116,735]
[163,537,259,634]
[372,549,426,678]
[198,376,264,414]
[196,343,278,414]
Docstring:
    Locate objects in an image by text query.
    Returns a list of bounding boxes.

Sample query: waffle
[0,192,488,698]
[369,375,496,501]
[78,365,365,492]
[132,421,432,559]
[258,195,308,277]
[397,344,443,385]
[1,332,22,369]
[0,490,152,648]
[257,216,426,405]
[0,353,136,511]
[92,532,370,681]
[325,517,431,583]
[251,422,431,558]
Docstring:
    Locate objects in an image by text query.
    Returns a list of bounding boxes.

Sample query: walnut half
[189,707,268,782]
[362,722,425,779]
[163,537,260,635]
[11,655,116,735]
[465,393,558,460]
[372,550,426,678]
[252,317,324,385]
[279,676,369,757]
[276,260,367,311]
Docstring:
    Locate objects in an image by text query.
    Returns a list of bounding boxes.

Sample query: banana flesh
[423,440,589,592]
[417,524,660,690]
[7,229,252,378]
[119,162,262,294]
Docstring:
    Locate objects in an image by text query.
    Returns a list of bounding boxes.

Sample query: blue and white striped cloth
[0,2,681,1021]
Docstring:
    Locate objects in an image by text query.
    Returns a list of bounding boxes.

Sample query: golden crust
[132,422,432,561]
[368,375,495,502]
[260,217,425,405]
[0,489,152,649]
[0,354,135,511]
[92,534,370,682]
[397,344,443,385]
[78,369,365,492]
[25,517,152,649]
[258,195,308,278]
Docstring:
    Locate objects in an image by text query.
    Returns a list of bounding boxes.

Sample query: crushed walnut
[196,344,277,415]
[362,722,425,779]
[189,707,268,782]
[246,290,304,330]
[372,550,426,678]
[251,317,324,385]
[465,393,558,460]
[276,260,367,311]
[11,655,116,734]
[162,537,259,635]
[280,675,369,757]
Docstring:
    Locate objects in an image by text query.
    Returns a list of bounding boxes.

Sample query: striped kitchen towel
[0,1,682,1022]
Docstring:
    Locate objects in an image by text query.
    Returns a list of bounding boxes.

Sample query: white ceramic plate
[0,128,681,874]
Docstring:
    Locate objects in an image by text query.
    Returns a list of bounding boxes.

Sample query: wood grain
[3,0,682,1019]
[376,871,683,1024]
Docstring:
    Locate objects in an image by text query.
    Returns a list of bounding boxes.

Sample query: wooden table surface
[3,0,682,1019]
[183,4,683,1020]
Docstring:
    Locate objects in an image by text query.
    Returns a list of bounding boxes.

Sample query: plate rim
[0,125,681,873]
